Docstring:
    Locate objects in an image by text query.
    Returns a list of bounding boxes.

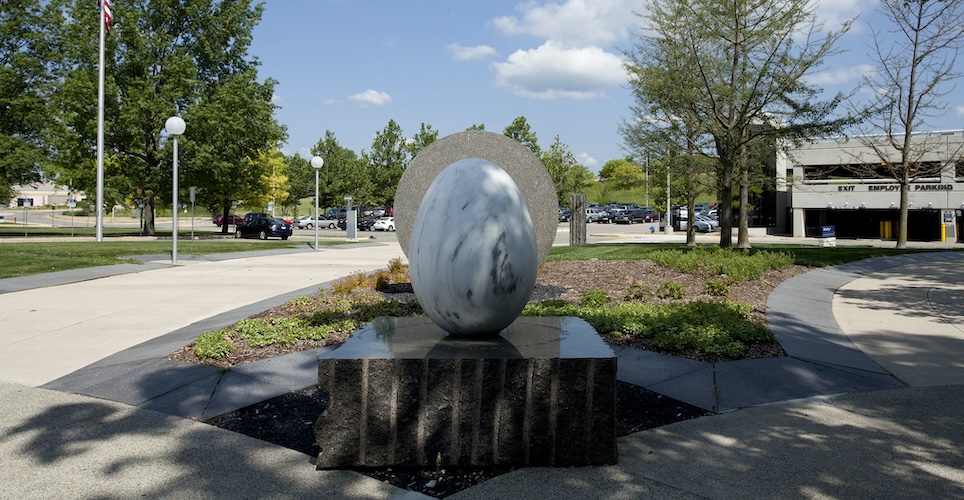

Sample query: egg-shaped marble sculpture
[409,158,539,336]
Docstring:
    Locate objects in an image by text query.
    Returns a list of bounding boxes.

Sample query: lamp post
[311,156,324,250]
[165,116,185,265]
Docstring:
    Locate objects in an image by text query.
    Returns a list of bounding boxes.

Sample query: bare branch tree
[855,0,964,247]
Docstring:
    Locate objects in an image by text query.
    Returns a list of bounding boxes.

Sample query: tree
[47,0,276,235]
[503,116,541,157]
[607,160,645,191]
[280,153,312,214]
[367,119,407,208]
[312,130,371,210]
[853,0,964,248]
[623,111,715,245]
[625,0,854,248]
[0,0,63,201]
[185,69,285,233]
[465,123,485,131]
[542,135,594,206]
[407,122,438,160]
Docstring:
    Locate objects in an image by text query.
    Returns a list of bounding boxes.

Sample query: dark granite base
[314,316,617,469]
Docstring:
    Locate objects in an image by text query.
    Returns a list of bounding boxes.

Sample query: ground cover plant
[176,247,806,367]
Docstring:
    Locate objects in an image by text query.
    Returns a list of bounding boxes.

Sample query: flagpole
[95,0,106,241]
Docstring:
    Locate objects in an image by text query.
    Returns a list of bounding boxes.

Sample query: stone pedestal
[314,316,617,469]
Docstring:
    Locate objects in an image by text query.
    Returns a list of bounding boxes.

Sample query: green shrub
[705,279,730,296]
[580,289,610,307]
[194,330,233,359]
[374,271,392,292]
[387,257,407,279]
[624,284,652,301]
[649,247,793,282]
[523,298,772,359]
[656,281,685,299]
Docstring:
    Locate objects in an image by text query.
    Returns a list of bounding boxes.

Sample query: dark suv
[235,216,292,240]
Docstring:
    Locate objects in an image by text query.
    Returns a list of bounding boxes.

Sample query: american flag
[103,0,112,32]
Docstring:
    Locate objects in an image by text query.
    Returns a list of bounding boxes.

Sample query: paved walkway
[1,240,963,499]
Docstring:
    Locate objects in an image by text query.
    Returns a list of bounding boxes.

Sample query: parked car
[213,213,243,227]
[613,209,647,224]
[372,216,395,231]
[586,208,610,223]
[695,214,719,230]
[640,208,660,222]
[357,217,377,231]
[242,212,270,224]
[235,216,292,240]
[692,218,713,232]
[295,215,335,229]
[558,209,571,222]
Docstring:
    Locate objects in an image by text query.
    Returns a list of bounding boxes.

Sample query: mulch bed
[206,381,711,498]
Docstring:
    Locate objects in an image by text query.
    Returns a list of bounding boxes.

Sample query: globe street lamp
[311,156,324,250]
[165,116,185,265]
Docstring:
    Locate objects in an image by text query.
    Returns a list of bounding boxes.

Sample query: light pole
[165,116,185,265]
[311,156,324,250]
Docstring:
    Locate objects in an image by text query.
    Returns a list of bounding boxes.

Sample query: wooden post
[570,194,586,246]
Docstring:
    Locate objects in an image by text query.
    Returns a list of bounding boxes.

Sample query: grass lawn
[546,242,955,267]
[0,238,354,279]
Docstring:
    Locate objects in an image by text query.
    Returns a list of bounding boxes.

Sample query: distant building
[7,181,84,208]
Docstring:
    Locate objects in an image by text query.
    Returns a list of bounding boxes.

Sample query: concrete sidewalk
[1,244,963,498]
[0,242,406,387]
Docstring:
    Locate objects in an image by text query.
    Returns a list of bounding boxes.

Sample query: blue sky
[249,0,964,173]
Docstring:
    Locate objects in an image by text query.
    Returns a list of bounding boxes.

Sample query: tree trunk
[897,168,909,248]
[737,161,751,249]
[144,196,156,236]
[718,159,734,248]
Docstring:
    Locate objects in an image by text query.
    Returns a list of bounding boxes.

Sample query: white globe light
[165,116,186,136]
[311,156,324,169]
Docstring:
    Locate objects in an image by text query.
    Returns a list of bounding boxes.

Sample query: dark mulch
[206,381,711,498]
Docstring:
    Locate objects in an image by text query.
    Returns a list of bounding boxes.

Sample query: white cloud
[323,98,340,105]
[447,43,498,61]
[271,93,282,104]
[492,41,627,100]
[492,0,639,47]
[575,152,598,167]
[956,105,964,117]
[805,63,875,85]
[347,89,392,108]
[813,0,877,31]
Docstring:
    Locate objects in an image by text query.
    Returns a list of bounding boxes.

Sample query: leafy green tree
[367,119,407,208]
[47,0,276,235]
[625,0,853,248]
[465,123,485,131]
[312,130,371,210]
[503,116,541,157]
[407,122,438,160]
[185,70,285,233]
[607,160,644,191]
[598,159,625,180]
[281,153,312,215]
[541,135,594,206]
[0,0,64,201]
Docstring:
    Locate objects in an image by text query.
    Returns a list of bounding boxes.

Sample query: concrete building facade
[787,131,964,243]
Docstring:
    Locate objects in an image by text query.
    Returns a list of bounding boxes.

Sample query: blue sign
[820,225,836,237]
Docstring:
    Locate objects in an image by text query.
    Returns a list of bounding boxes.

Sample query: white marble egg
[409,158,539,336]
